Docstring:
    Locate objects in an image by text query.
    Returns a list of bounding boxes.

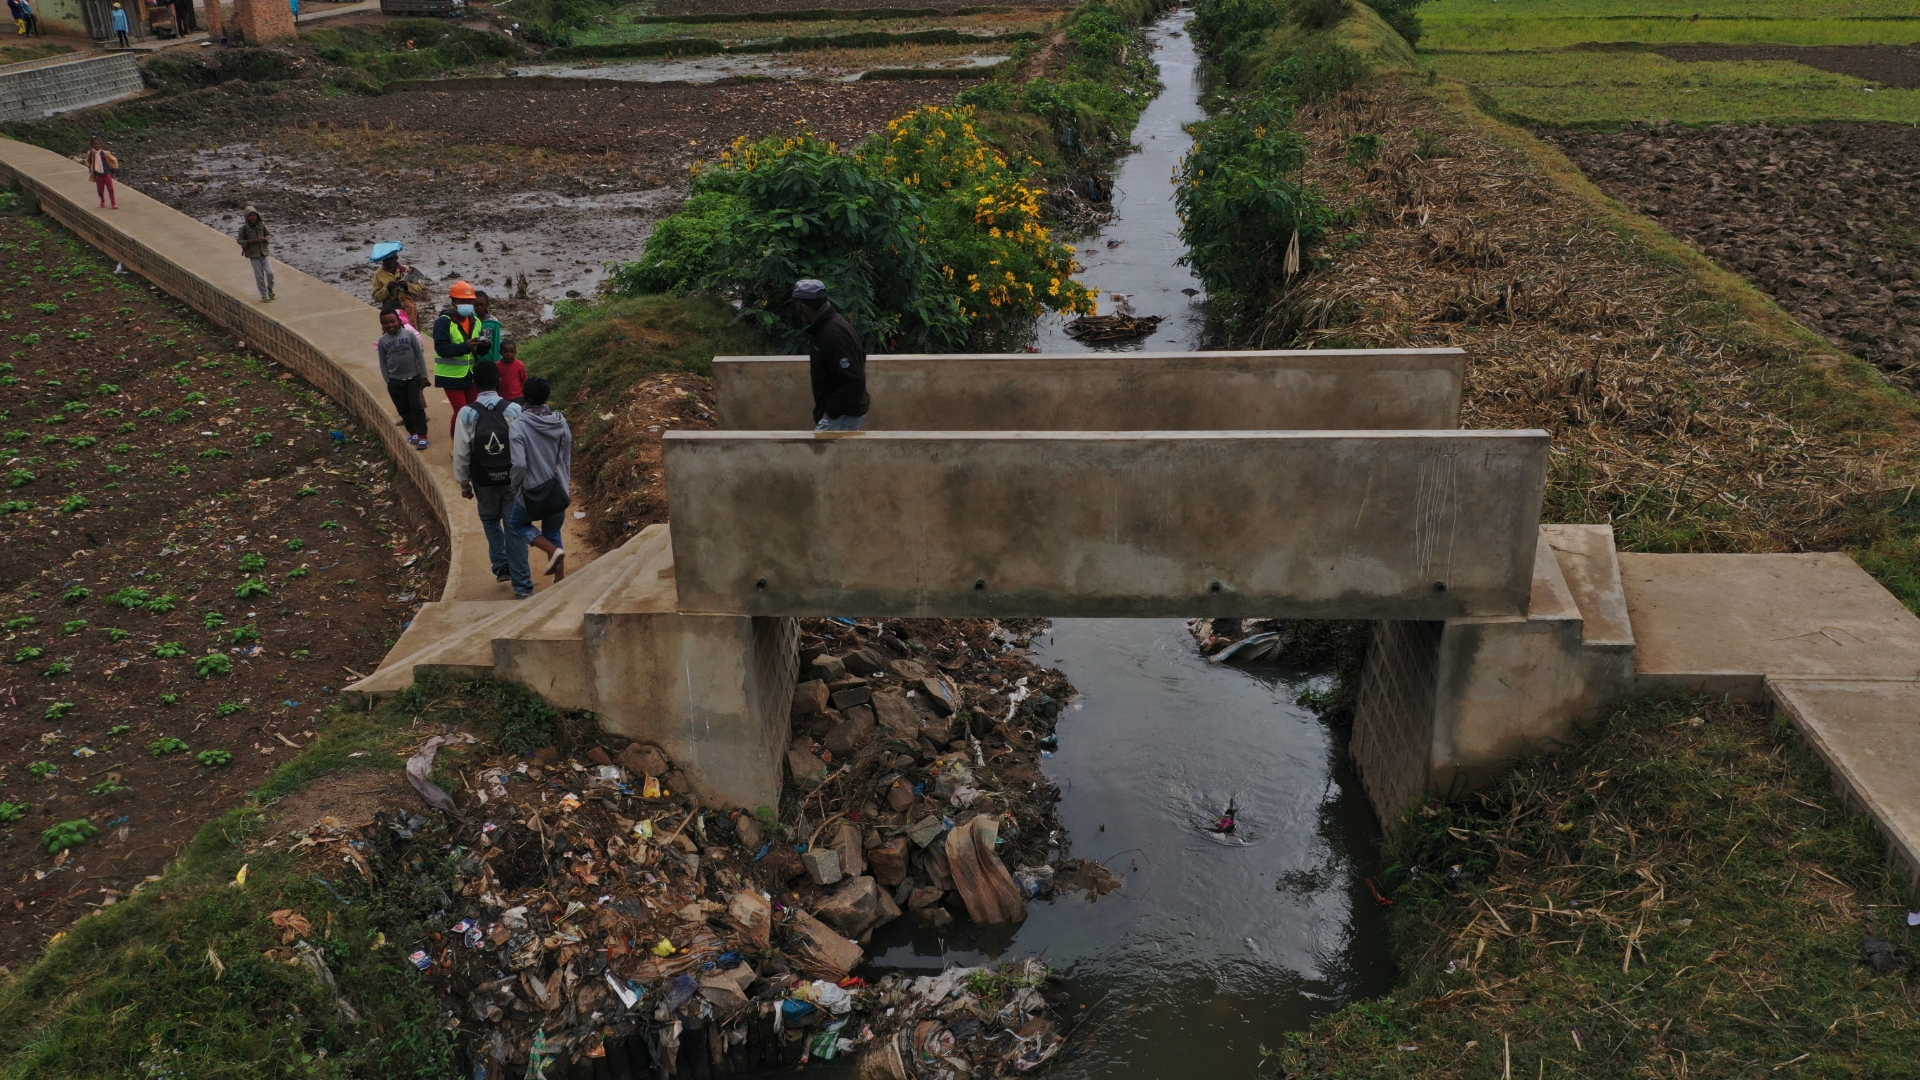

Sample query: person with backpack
[509,376,572,588]
[452,364,524,593]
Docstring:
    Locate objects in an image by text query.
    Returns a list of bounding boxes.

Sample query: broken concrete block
[814,876,884,936]
[868,836,910,886]
[790,679,830,719]
[870,688,916,733]
[786,744,827,789]
[826,820,866,879]
[803,847,843,886]
[906,815,945,849]
[808,655,847,682]
[889,657,930,681]
[824,704,877,756]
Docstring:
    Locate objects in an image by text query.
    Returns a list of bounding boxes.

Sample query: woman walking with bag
[84,135,117,210]
[508,376,572,588]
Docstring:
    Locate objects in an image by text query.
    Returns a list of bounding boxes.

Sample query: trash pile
[276,617,1100,1079]
[1188,618,1328,664]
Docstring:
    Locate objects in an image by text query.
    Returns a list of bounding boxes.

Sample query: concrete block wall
[0,53,144,124]
[1350,619,1444,824]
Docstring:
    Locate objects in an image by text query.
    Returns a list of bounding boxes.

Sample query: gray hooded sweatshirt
[509,404,572,504]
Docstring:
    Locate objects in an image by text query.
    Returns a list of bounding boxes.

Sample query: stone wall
[0,53,144,124]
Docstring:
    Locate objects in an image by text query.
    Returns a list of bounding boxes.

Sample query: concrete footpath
[0,135,591,609]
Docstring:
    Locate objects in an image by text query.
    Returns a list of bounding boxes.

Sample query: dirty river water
[849,10,1398,1076]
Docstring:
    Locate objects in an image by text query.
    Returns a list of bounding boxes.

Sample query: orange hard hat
[448,281,477,300]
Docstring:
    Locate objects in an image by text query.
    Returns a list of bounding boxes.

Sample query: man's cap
[449,281,478,300]
[791,279,828,303]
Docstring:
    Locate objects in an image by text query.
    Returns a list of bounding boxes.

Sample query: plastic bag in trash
[1014,865,1055,899]
[664,972,701,1012]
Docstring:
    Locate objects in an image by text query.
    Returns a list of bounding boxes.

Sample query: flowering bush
[610,111,1094,350]
[875,105,1096,335]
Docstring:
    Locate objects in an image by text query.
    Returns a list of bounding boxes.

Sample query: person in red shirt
[496,339,528,403]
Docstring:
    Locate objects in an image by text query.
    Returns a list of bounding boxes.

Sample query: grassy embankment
[1420,0,1920,126]
[1174,1,1920,1073]
[0,674,563,1078]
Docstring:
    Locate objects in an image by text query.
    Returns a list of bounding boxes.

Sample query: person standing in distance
[794,279,868,431]
[236,205,273,302]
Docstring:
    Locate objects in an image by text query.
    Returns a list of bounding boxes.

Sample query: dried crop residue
[0,206,443,966]
[1270,81,1917,554]
[1548,121,1920,388]
[571,373,716,552]
[1658,43,1920,89]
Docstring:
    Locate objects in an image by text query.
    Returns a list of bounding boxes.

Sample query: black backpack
[470,404,513,487]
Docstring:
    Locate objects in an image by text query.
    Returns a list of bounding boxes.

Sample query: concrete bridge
[2,136,1916,890]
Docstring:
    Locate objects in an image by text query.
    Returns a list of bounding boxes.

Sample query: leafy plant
[234,578,270,599]
[3,615,33,629]
[152,641,186,658]
[214,701,244,716]
[12,646,43,662]
[1345,132,1383,167]
[0,801,26,823]
[285,538,306,551]
[296,485,319,497]
[199,448,231,460]
[168,465,191,477]
[105,627,130,642]
[149,736,189,756]
[30,302,56,315]
[144,593,177,614]
[202,612,226,629]
[62,585,88,604]
[197,749,234,767]
[95,382,119,395]
[41,818,95,852]
[106,586,152,610]
[286,566,309,579]
[27,761,56,780]
[290,648,311,661]
[60,619,85,634]
[238,553,266,572]
[90,779,132,798]
[43,701,73,720]
[157,692,179,705]
[42,660,70,676]
[7,467,34,487]
[59,494,88,513]
[195,653,233,677]
[229,625,260,646]
[107,724,130,736]
[319,520,341,530]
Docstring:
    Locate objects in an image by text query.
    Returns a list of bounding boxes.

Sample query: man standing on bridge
[795,279,868,431]
[433,281,493,439]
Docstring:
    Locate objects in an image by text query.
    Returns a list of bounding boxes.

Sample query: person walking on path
[13,0,39,35]
[509,376,572,589]
[795,279,868,431]
[236,205,273,302]
[378,310,431,450]
[371,245,425,328]
[432,281,493,439]
[84,136,117,210]
[109,2,129,48]
[171,0,193,32]
[453,364,524,590]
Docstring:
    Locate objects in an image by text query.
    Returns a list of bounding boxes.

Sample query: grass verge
[520,293,764,419]
[0,673,567,1079]
[1279,695,1920,1079]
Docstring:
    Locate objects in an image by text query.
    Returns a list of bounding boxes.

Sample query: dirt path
[1548,121,1920,389]
[128,76,979,329]
[0,202,442,965]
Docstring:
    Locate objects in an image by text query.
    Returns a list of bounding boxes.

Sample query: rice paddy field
[1420,0,1920,126]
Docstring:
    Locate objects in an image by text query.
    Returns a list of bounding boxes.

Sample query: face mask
[455,304,475,317]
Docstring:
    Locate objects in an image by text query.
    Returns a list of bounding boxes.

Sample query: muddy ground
[1658,43,1920,89]
[127,75,977,333]
[0,203,444,967]
[1548,121,1920,388]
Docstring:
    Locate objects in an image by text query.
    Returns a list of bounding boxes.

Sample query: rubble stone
[824,704,877,756]
[869,837,911,885]
[617,742,670,779]
[586,746,614,767]
[841,647,890,677]
[889,657,930,681]
[787,744,827,789]
[906,815,945,848]
[815,875,886,936]
[870,689,917,733]
[803,847,844,886]
[831,684,875,710]
[919,675,959,716]
[790,679,830,718]
[809,655,848,681]
[789,910,863,981]
[734,813,765,852]
[906,885,944,910]
[826,820,866,878]
[885,778,915,813]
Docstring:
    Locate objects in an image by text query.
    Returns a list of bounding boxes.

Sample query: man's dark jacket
[804,302,869,422]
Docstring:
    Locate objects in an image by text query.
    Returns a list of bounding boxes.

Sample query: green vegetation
[40,819,96,853]
[149,737,190,756]
[1420,0,1920,125]
[0,673,583,1077]
[1280,696,1920,1078]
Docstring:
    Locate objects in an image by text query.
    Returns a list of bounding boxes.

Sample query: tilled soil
[0,204,443,966]
[1657,43,1920,89]
[652,0,1068,14]
[1547,121,1920,387]
[128,76,977,319]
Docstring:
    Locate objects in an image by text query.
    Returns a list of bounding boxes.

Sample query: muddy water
[1034,9,1208,351]
[858,11,1396,1075]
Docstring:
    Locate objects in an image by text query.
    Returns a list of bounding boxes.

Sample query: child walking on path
[84,136,117,210]
[377,310,431,449]
[236,205,273,302]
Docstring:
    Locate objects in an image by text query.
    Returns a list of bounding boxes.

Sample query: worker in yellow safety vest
[432,281,495,440]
